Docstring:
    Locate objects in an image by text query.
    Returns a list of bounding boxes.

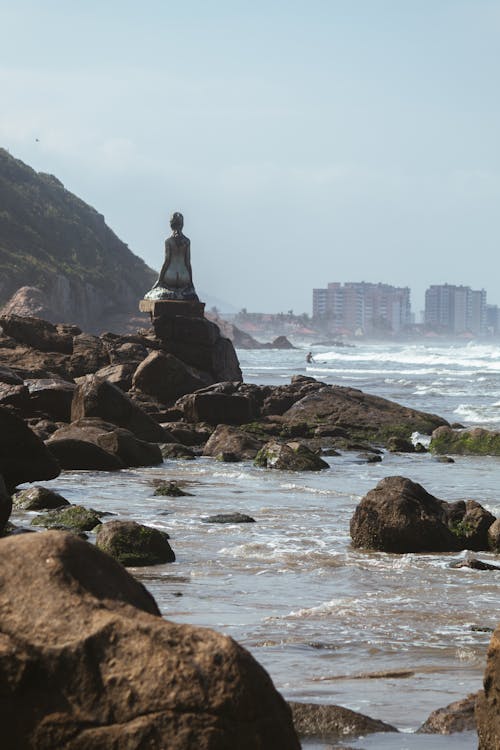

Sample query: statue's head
[170,212,184,231]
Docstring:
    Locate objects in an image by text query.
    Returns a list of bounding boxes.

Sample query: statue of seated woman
[144,212,199,301]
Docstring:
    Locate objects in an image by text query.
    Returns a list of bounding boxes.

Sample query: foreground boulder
[0,405,60,491]
[0,531,299,749]
[96,520,175,566]
[289,701,397,740]
[431,426,500,456]
[350,476,496,553]
[255,441,329,471]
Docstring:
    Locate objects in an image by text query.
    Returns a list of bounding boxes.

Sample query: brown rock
[94,362,136,391]
[153,314,242,381]
[71,374,167,442]
[161,421,213,446]
[350,476,496,553]
[70,333,110,376]
[0,405,60,491]
[46,437,125,471]
[132,350,211,405]
[280,383,448,445]
[289,701,397,739]
[48,418,162,467]
[418,693,478,733]
[203,424,264,459]
[0,531,299,749]
[0,313,73,353]
[182,392,255,426]
[25,377,76,421]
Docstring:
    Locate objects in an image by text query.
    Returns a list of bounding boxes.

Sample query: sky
[1,0,499,315]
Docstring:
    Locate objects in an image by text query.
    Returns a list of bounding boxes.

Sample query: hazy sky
[1,0,499,314]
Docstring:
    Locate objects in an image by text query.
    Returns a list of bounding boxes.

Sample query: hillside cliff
[0,148,156,331]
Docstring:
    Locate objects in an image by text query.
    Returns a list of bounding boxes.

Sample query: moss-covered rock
[96,520,175,566]
[254,441,329,471]
[13,485,70,511]
[153,481,191,497]
[31,504,103,532]
[430,426,500,456]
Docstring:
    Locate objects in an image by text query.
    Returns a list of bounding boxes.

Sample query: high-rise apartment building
[424,284,486,335]
[312,282,411,335]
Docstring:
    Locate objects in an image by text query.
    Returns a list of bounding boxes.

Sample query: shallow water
[15,341,500,749]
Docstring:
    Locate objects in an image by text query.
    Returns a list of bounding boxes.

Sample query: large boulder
[0,531,299,749]
[48,419,162,468]
[132,350,210,405]
[203,424,264,460]
[0,405,60,491]
[279,383,449,445]
[255,441,329,471]
[96,520,175,566]
[95,362,136,391]
[431,426,500,456]
[350,476,496,553]
[71,374,167,442]
[46,438,124,471]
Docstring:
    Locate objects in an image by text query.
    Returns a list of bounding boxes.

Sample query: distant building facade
[424,284,486,335]
[312,282,412,335]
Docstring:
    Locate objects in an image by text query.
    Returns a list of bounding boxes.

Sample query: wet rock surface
[255,440,329,471]
[350,475,496,553]
[0,531,299,749]
[289,701,398,739]
[96,520,175,566]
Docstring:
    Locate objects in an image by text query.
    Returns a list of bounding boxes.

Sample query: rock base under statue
[138,298,242,383]
[139,299,205,319]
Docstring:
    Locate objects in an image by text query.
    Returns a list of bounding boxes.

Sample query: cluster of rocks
[4,313,500,746]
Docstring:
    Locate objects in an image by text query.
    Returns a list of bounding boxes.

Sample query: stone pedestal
[139,299,205,320]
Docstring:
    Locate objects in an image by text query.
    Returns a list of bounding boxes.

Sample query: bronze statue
[144,212,199,301]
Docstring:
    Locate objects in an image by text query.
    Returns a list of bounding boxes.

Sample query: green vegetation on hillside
[0,148,156,308]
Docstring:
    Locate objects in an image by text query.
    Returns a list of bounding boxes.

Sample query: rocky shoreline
[1,312,500,747]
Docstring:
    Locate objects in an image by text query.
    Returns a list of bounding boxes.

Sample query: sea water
[16,340,500,749]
